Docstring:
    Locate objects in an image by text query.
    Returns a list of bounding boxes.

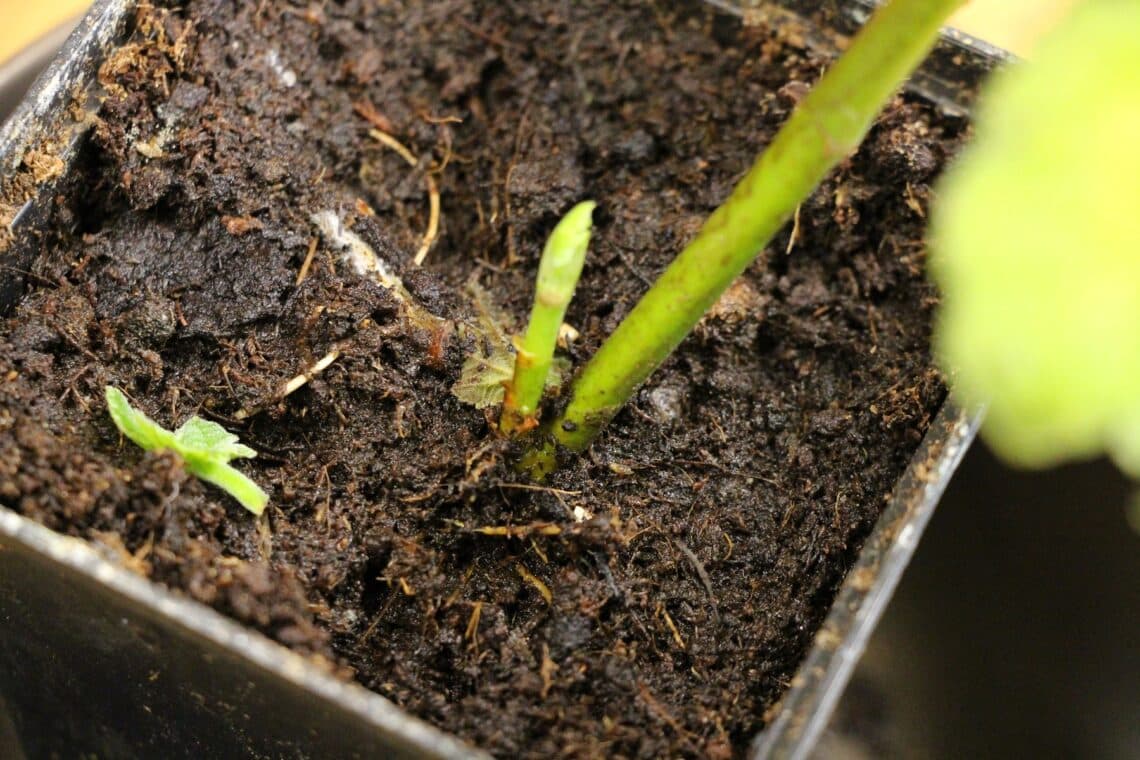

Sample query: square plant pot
[0,1,1000,757]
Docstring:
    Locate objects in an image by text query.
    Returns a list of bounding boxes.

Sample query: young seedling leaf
[174,416,257,460]
[104,386,269,515]
[452,340,570,410]
[454,347,515,410]
[106,385,180,452]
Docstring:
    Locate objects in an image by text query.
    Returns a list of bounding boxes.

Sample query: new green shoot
[549,0,965,452]
[105,386,269,515]
[500,200,595,434]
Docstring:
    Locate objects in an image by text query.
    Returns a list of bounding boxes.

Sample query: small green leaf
[453,348,514,410]
[105,386,268,515]
[452,321,572,411]
[105,386,181,452]
[175,417,257,461]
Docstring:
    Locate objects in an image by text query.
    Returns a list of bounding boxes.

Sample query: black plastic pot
[0,3,1000,757]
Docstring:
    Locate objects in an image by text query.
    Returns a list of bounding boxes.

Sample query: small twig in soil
[832,490,846,528]
[444,566,476,609]
[434,128,457,173]
[59,363,93,412]
[314,463,332,526]
[296,237,319,284]
[413,173,440,266]
[355,198,376,218]
[353,98,395,133]
[462,438,499,477]
[368,127,417,166]
[658,603,686,650]
[673,539,720,624]
[502,102,533,267]
[904,182,925,217]
[721,532,734,562]
[613,246,653,288]
[173,299,188,327]
[398,487,441,504]
[416,111,463,125]
[785,203,803,255]
[670,456,782,487]
[515,563,553,603]
[780,503,797,530]
[0,265,57,289]
[539,644,558,698]
[256,512,273,562]
[279,348,340,398]
[361,595,399,643]
[218,362,238,401]
[568,28,592,104]
[464,601,483,652]
[529,539,549,564]
[231,347,341,421]
[310,211,437,323]
[472,522,562,538]
[489,482,581,497]
[360,129,445,267]
[455,17,520,52]
[47,319,99,362]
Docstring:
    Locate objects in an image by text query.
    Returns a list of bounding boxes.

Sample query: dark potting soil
[0,1,967,756]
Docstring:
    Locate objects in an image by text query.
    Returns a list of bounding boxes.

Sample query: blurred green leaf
[931,2,1140,475]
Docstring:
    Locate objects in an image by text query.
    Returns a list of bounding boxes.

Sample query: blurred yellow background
[0,0,90,63]
[0,1,1072,68]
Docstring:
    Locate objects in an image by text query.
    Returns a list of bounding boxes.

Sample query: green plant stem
[188,458,270,516]
[501,200,595,434]
[550,0,964,451]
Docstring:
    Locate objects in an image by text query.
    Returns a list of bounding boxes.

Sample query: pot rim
[0,507,483,758]
[749,401,982,759]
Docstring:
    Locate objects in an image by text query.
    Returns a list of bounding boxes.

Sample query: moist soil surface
[0,1,966,756]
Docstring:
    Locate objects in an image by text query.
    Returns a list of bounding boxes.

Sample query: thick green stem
[501,201,595,434]
[550,0,964,451]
